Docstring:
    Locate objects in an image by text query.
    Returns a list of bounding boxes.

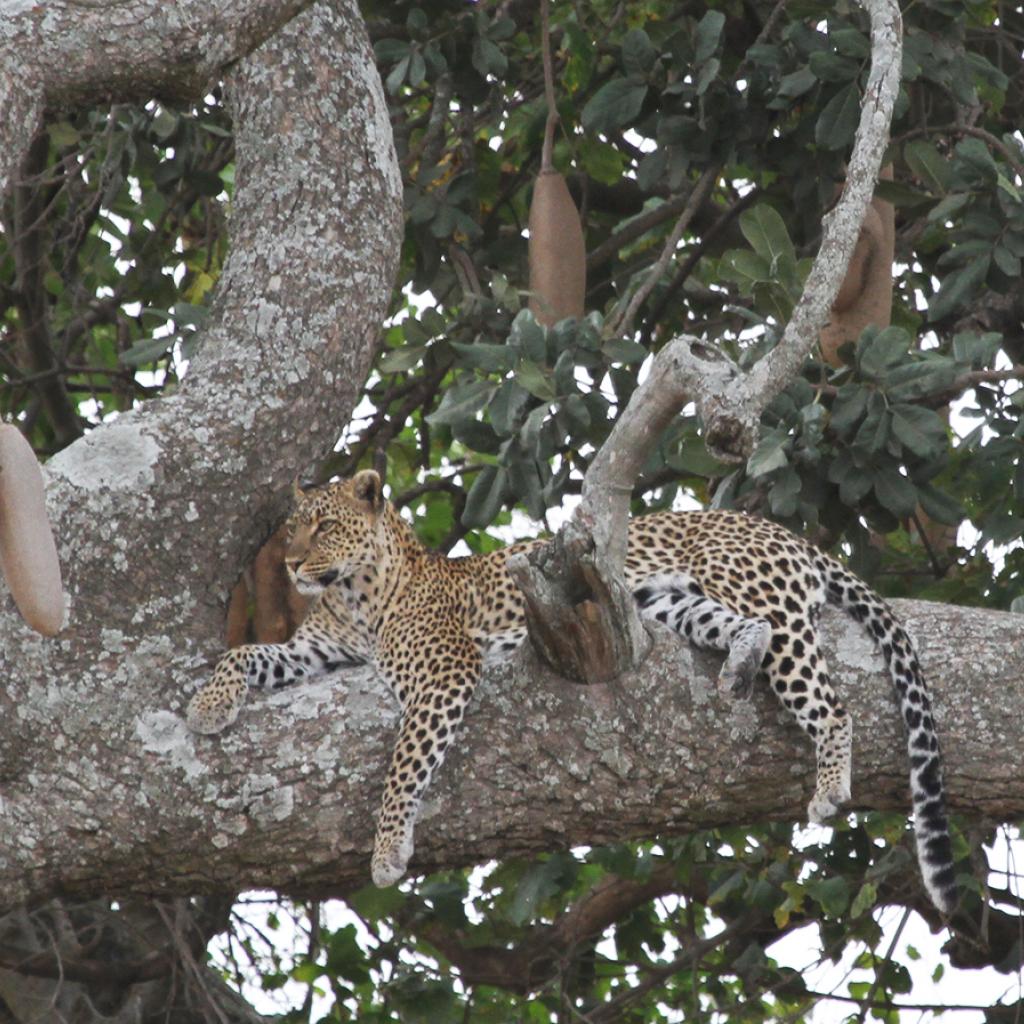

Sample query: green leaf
[952,136,998,184]
[463,465,508,527]
[739,205,796,269]
[994,244,1021,277]
[379,344,428,374]
[891,404,945,458]
[850,881,878,918]
[347,883,406,921]
[695,11,726,63]
[769,466,802,517]
[509,309,547,363]
[577,137,628,186]
[508,856,568,925]
[120,336,172,367]
[708,868,747,906]
[581,78,648,134]
[515,359,557,401]
[831,28,870,58]
[667,438,730,477]
[48,121,81,148]
[807,876,850,916]
[828,451,872,505]
[450,341,512,372]
[508,458,546,520]
[773,67,816,104]
[815,83,860,150]
[695,57,720,96]
[856,326,909,378]
[518,403,549,453]
[602,338,648,363]
[747,428,790,478]
[621,28,656,76]
[873,469,918,518]
[452,418,501,455]
[952,331,1001,368]
[809,51,860,83]
[905,139,950,193]
[472,35,508,77]
[916,483,963,526]
[374,37,409,63]
[927,257,990,321]
[490,380,530,435]
[408,49,427,88]
[883,359,956,402]
[721,249,771,287]
[852,393,890,452]
[425,379,496,425]
[829,385,868,435]
[926,192,969,224]
[563,393,591,430]
[386,53,410,93]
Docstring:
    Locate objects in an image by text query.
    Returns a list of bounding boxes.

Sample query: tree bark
[0,591,1020,907]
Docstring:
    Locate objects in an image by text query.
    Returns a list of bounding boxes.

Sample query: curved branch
[0,0,401,905]
[739,0,902,408]
[0,0,317,201]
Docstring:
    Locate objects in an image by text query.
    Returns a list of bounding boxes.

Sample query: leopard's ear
[351,469,384,512]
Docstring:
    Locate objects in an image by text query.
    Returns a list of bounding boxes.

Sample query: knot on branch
[506,514,649,685]
[700,400,758,464]
[668,339,756,463]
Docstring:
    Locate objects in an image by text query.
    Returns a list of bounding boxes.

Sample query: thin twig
[605,165,719,339]
[540,0,558,172]
[855,905,911,1024]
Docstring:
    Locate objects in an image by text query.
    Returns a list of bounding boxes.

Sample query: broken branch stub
[506,511,649,684]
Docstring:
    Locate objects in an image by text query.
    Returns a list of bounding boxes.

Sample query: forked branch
[510,0,903,680]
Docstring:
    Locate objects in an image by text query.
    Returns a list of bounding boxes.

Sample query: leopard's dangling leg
[761,625,852,822]
[370,622,482,887]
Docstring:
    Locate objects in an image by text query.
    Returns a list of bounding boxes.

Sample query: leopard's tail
[817,554,957,916]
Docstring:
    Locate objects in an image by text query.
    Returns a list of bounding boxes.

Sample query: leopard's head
[284,470,386,597]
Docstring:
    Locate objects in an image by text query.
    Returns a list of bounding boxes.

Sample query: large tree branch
[0,595,1021,908]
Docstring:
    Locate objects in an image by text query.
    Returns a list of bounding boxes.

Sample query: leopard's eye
[316,518,338,534]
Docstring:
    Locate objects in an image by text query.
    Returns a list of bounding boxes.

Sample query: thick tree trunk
[0,0,401,908]
[0,0,398,1016]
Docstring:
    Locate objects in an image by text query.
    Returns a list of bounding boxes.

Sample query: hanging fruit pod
[528,168,586,326]
[0,424,65,636]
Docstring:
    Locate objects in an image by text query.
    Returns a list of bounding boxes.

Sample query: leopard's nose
[285,557,303,578]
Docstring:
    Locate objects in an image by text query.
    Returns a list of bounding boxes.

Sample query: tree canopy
[1,0,1023,1020]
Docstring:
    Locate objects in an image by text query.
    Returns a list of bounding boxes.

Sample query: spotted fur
[186,470,956,912]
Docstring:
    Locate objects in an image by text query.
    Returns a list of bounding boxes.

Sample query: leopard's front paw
[186,656,248,735]
[186,692,240,734]
[371,828,415,888]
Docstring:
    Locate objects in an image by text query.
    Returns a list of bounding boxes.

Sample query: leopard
[186,469,957,914]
